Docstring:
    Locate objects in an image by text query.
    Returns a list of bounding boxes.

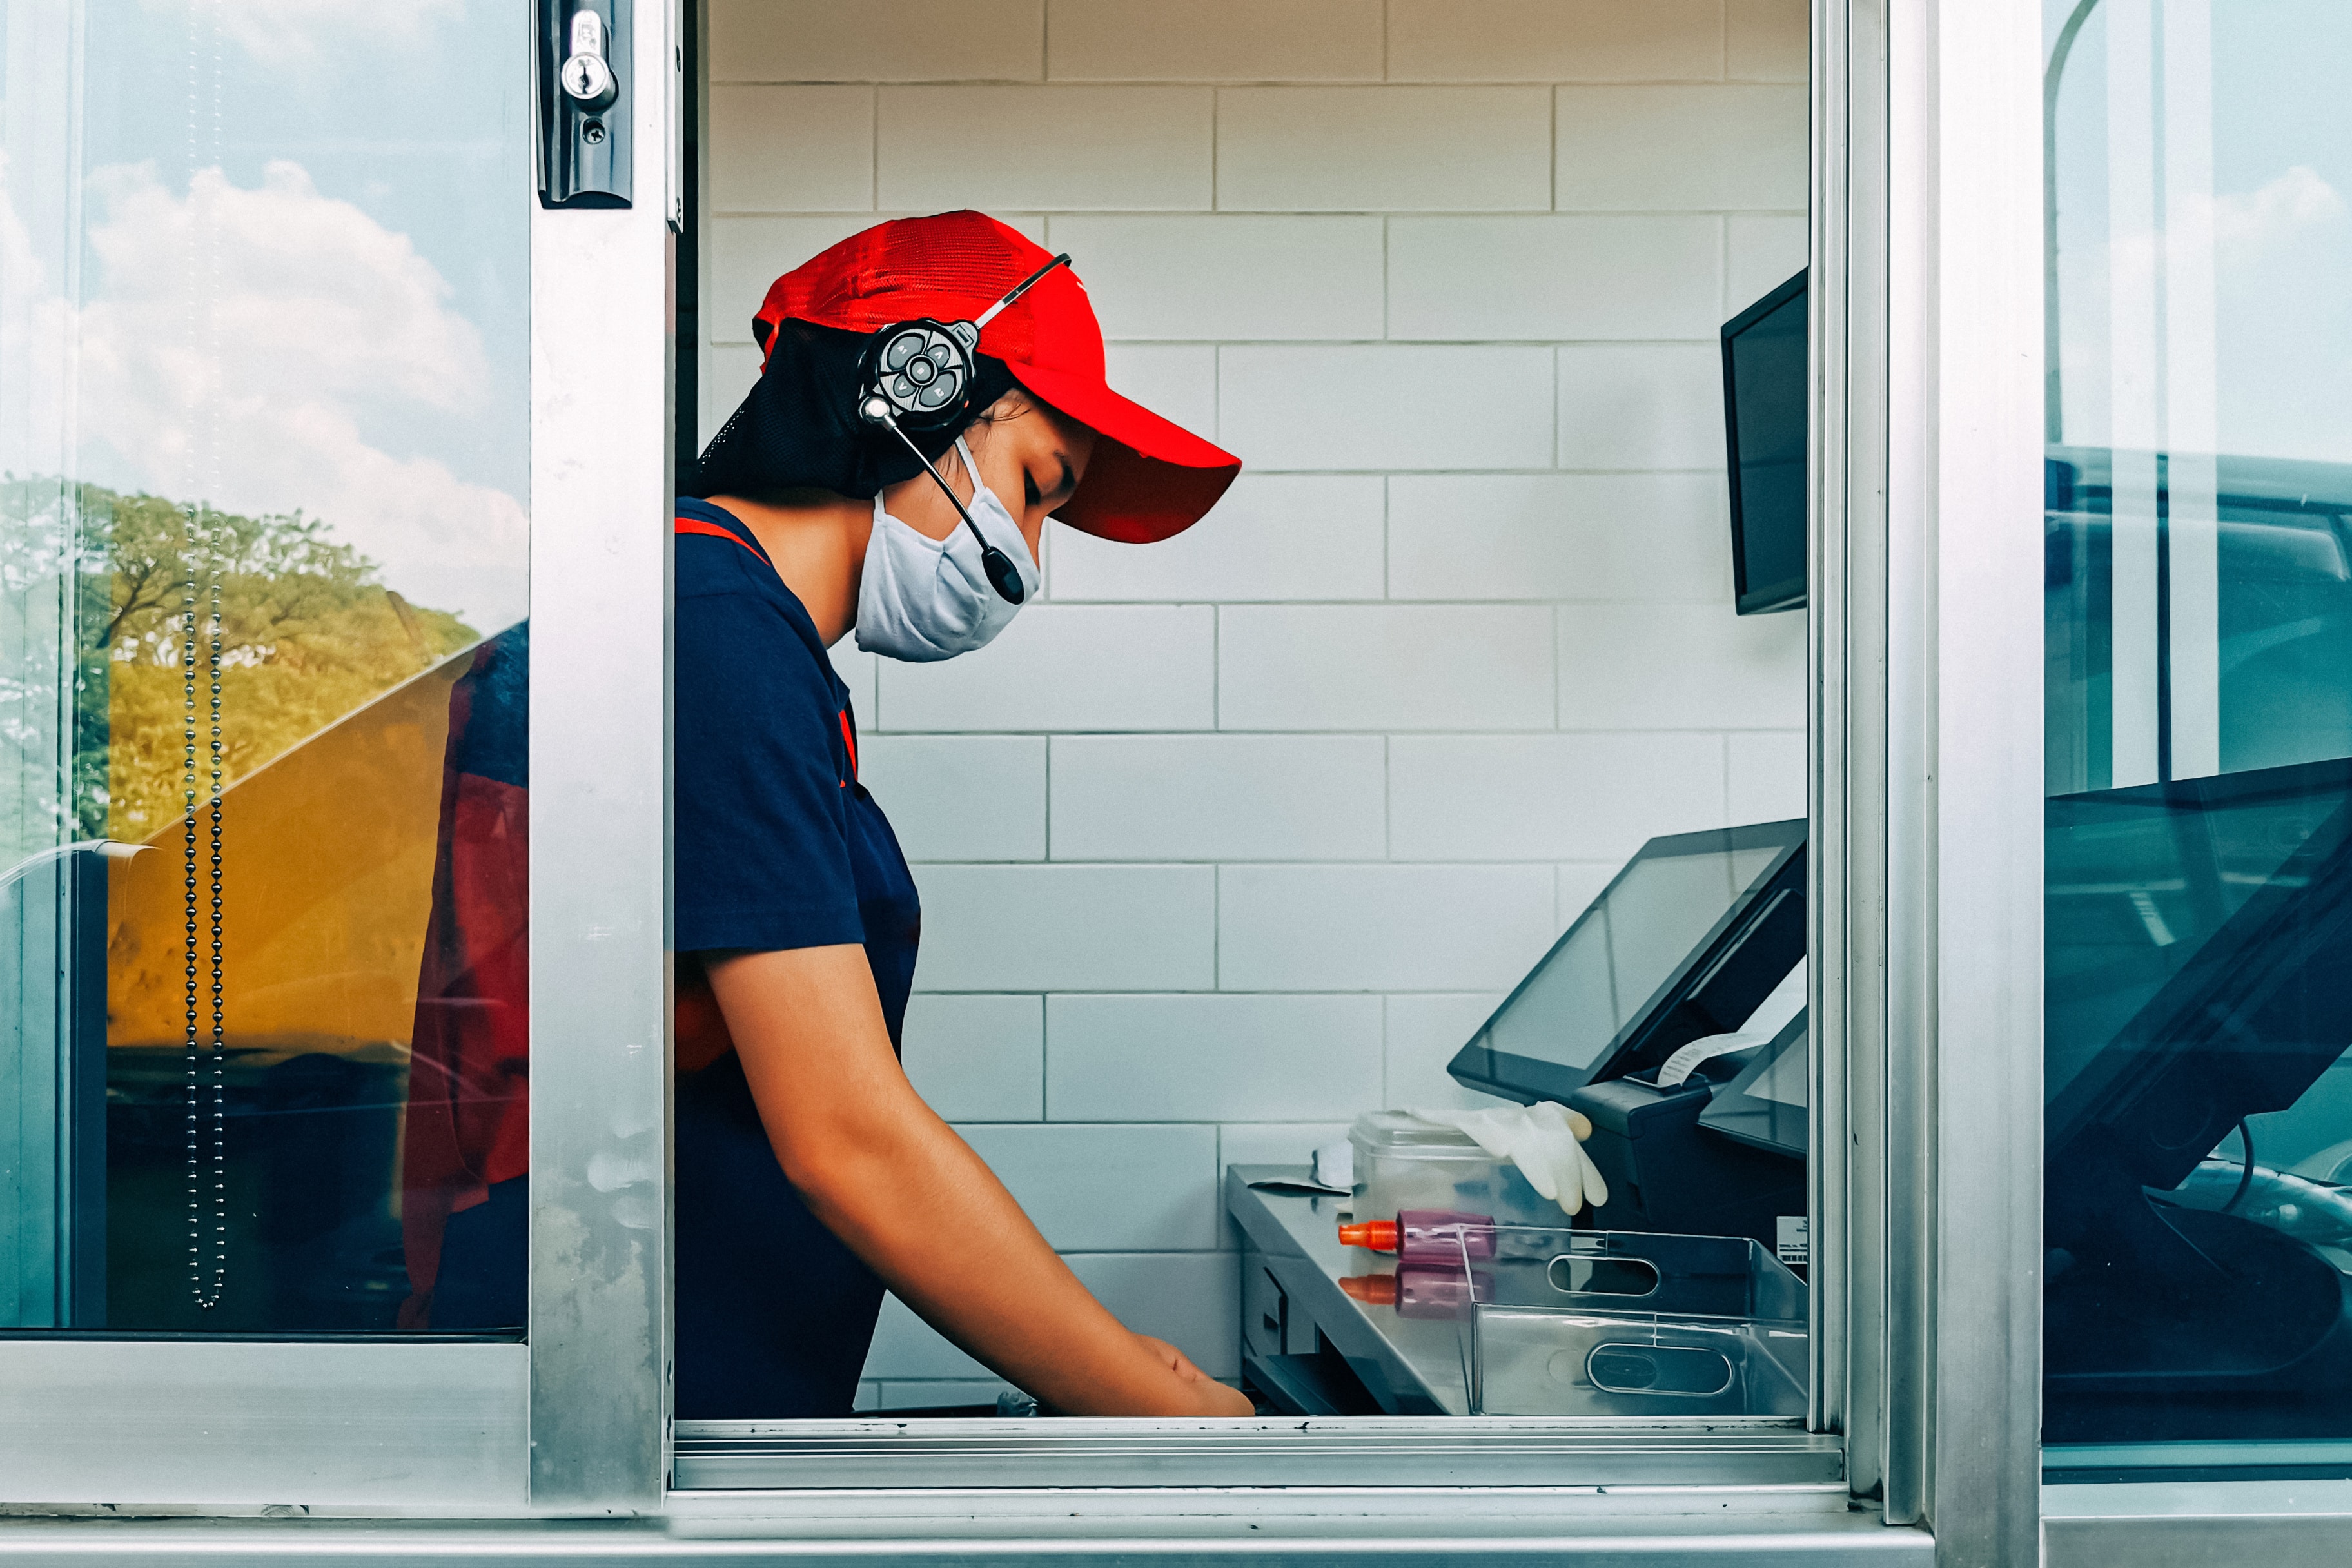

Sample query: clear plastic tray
[1457,1226,1807,1416]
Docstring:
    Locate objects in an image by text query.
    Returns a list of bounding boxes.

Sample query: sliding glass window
[2043,0,2352,1475]
[1,0,533,1340]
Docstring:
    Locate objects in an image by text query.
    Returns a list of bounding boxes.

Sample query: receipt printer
[1569,1046,1805,1262]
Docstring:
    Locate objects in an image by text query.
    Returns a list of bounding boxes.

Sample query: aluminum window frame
[1878,0,2048,1562]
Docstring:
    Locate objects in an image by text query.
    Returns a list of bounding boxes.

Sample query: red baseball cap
[753,211,1240,544]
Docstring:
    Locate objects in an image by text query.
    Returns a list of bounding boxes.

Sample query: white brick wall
[703,0,1809,1409]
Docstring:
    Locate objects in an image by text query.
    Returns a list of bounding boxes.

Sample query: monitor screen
[1698,1008,1809,1159]
[1723,269,1808,616]
[1447,820,1803,1104]
[2046,754,2352,1163]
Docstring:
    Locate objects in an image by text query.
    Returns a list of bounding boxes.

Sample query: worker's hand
[1137,1334,1256,1416]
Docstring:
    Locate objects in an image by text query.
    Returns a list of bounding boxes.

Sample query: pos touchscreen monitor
[1447,819,1807,1106]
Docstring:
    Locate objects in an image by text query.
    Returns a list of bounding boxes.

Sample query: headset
[854,253,1072,605]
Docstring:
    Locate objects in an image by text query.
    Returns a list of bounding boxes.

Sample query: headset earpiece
[856,318,981,433]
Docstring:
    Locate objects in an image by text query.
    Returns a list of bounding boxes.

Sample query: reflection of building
[2044,447,2352,789]
[101,641,474,1331]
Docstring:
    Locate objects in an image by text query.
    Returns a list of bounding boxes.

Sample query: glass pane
[1,1,529,1331]
[2044,0,2352,1466]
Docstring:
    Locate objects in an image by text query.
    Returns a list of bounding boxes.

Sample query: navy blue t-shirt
[671,496,921,1420]
[672,496,920,1035]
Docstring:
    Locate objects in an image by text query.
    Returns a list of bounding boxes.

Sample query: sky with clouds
[2048,0,2352,469]
[5,0,531,630]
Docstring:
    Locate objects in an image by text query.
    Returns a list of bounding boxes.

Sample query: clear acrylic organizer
[1458,1226,1808,1417]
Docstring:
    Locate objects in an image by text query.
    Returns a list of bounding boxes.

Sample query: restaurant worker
[400,211,1253,1420]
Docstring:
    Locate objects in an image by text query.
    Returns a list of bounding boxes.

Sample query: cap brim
[1003,361,1241,544]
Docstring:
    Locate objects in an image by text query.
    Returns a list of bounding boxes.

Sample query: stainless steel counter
[1224,1164,1474,1416]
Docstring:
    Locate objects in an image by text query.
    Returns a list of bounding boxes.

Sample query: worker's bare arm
[706,943,1252,1418]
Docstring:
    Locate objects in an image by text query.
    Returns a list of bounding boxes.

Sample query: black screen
[1723,270,1808,616]
[1447,819,1805,1104]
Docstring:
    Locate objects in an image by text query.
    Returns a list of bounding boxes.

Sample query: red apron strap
[674,514,766,560]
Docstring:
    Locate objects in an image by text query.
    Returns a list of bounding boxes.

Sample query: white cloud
[2211,164,2351,255]
[2055,165,2352,466]
[140,0,464,66]
[23,158,527,628]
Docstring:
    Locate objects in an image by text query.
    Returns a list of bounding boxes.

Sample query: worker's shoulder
[674,573,838,693]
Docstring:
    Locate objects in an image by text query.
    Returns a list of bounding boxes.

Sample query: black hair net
[682,318,1017,502]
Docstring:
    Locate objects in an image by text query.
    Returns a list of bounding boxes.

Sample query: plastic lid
[1349,1110,1487,1153]
[1338,1219,1399,1252]
[1338,1273,1400,1306]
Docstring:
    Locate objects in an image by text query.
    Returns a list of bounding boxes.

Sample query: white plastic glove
[1407,1101,1609,1219]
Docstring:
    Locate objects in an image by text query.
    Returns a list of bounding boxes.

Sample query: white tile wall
[1045,216,1384,342]
[959,1122,1222,1250]
[1557,343,1725,469]
[901,994,1044,1121]
[1219,605,1555,731]
[710,1,1043,84]
[1386,0,1725,83]
[1049,735,1386,861]
[1219,865,1558,992]
[707,87,876,212]
[1556,86,1810,211]
[1220,346,1556,472]
[1046,0,1383,83]
[1727,0,1814,83]
[1051,476,1386,603]
[1046,994,1382,1121]
[1556,603,1807,730]
[1216,88,1553,212]
[1099,346,1219,442]
[700,0,1812,1406]
[1387,473,1729,602]
[877,88,1214,211]
[1729,728,1809,823]
[1727,214,1812,314]
[1385,993,1511,1110]
[1387,733,1729,861]
[1387,216,1722,342]
[913,865,1216,991]
[876,605,1215,732]
[861,736,1046,861]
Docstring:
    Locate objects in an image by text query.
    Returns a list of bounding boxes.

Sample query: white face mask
[854,436,1041,663]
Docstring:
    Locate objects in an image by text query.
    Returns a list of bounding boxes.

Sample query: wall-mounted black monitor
[1447,819,1807,1106]
[1722,268,1808,616]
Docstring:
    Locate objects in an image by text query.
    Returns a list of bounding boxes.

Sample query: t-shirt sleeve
[672,591,863,954]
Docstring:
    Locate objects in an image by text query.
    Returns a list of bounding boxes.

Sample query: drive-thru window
[4,3,2347,1562]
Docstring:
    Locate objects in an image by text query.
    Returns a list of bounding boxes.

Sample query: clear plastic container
[1460,1226,1807,1417]
[1347,1110,1566,1232]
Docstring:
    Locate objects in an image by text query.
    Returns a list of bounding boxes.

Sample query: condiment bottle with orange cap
[1337,1208,1497,1266]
